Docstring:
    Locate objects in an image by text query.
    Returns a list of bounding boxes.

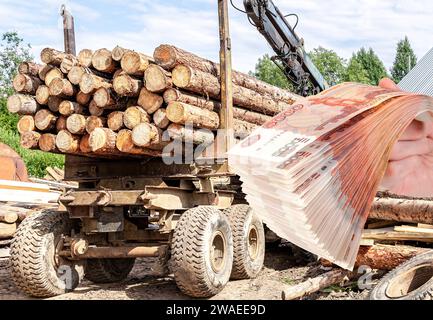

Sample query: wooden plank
[46,167,63,181]
[418,223,433,229]
[362,227,433,242]
[394,225,433,234]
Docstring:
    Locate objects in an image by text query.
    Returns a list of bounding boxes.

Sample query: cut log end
[66,114,87,135]
[137,88,163,114]
[85,116,106,134]
[153,44,176,70]
[144,64,172,93]
[35,85,50,105]
[56,130,80,153]
[89,128,116,152]
[112,46,127,61]
[7,94,39,115]
[107,111,124,131]
[153,108,170,129]
[92,48,116,73]
[171,64,191,88]
[113,74,142,97]
[59,101,84,116]
[131,123,156,147]
[121,51,150,75]
[17,115,35,134]
[20,131,41,149]
[34,109,57,131]
[124,106,150,129]
[38,133,57,152]
[78,49,93,68]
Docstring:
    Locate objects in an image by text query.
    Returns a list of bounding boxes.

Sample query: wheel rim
[248,225,259,260]
[210,230,227,273]
[386,264,433,298]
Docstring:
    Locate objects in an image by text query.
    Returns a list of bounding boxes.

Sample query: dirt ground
[0,242,372,300]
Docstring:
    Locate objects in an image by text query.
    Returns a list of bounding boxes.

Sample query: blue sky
[1,0,433,74]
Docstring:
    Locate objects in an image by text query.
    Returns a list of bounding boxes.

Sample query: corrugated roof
[399,47,433,96]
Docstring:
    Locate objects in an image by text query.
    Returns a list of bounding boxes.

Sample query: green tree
[309,47,346,86]
[345,58,370,84]
[391,36,417,83]
[345,48,388,85]
[250,54,294,90]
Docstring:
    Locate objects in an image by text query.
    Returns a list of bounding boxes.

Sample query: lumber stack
[7,45,299,159]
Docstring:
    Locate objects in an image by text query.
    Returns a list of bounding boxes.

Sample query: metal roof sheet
[399,47,433,96]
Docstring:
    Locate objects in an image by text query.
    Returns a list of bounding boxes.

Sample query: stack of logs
[0,205,35,239]
[7,45,299,158]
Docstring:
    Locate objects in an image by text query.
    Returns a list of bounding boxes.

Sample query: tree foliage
[250,54,294,91]
[391,36,417,83]
[345,48,388,85]
[309,47,346,86]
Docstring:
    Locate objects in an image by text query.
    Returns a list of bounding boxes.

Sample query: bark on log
[123,106,150,129]
[167,123,214,146]
[121,51,151,76]
[112,46,129,62]
[153,108,170,129]
[66,114,87,135]
[7,94,39,115]
[20,131,41,149]
[48,96,62,113]
[79,73,111,94]
[131,123,161,148]
[88,100,104,116]
[116,129,162,156]
[172,65,220,98]
[44,67,64,86]
[38,133,58,152]
[89,128,117,152]
[233,119,257,139]
[166,101,219,130]
[18,62,42,77]
[56,130,80,153]
[56,116,67,131]
[35,85,50,105]
[79,134,92,153]
[0,212,18,224]
[78,49,93,68]
[49,78,76,97]
[13,74,41,94]
[34,109,57,131]
[60,54,79,73]
[76,91,91,106]
[107,111,124,131]
[137,88,163,114]
[144,64,172,93]
[17,115,35,134]
[59,101,85,116]
[92,48,117,73]
[85,116,106,134]
[113,73,143,97]
[40,48,68,66]
[0,222,17,239]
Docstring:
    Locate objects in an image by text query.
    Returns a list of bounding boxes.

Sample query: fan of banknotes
[228,82,433,270]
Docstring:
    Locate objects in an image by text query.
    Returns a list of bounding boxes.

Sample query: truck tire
[223,205,265,279]
[170,206,233,298]
[370,250,433,300]
[85,258,135,283]
[10,210,84,297]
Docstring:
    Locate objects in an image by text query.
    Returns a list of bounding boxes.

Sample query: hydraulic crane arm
[243,0,328,96]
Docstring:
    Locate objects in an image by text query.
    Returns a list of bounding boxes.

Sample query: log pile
[7,45,299,159]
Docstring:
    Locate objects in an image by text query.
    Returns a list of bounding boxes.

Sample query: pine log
[0,212,18,224]
[17,115,35,134]
[38,133,58,152]
[56,116,68,131]
[48,96,62,113]
[121,51,151,76]
[79,134,92,153]
[113,73,143,97]
[49,78,77,97]
[166,101,219,129]
[89,128,117,152]
[112,46,129,62]
[78,49,93,68]
[60,54,79,73]
[76,91,91,106]
[88,100,104,116]
[107,111,124,131]
[172,65,220,97]
[137,88,163,114]
[233,119,257,139]
[79,73,111,94]
[144,64,172,93]
[59,101,85,116]
[44,67,64,86]
[20,131,41,149]
[85,116,106,134]
[123,106,150,129]
[116,129,162,156]
[56,130,80,153]
[38,64,54,81]
[18,61,42,77]
[131,123,161,148]
[7,94,39,115]
[167,123,214,146]
[13,74,42,94]
[40,48,68,66]
[68,66,86,85]
[34,109,57,131]
[153,108,170,129]
[66,114,87,135]
[35,85,50,105]
[0,222,17,239]
[94,87,117,108]
[154,44,299,102]
[92,48,117,73]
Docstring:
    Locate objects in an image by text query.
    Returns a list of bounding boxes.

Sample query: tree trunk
[166,101,220,130]
[131,123,161,148]
[137,88,163,114]
[76,91,91,106]
[116,129,162,156]
[123,106,150,129]
[56,130,80,153]
[92,48,117,73]
[56,116,68,131]
[39,133,58,152]
[18,61,42,77]
[35,85,50,105]
[44,67,64,86]
[59,101,85,116]
[17,115,35,134]
[79,73,111,94]
[153,108,170,129]
[113,73,143,97]
[144,64,172,93]
[167,123,214,146]
[60,54,79,73]
[34,109,57,131]
[107,111,125,131]
[89,128,117,152]
[0,212,18,224]
[121,51,152,76]
[78,49,93,68]
[40,48,68,66]
[20,131,41,149]
[0,222,17,239]
[172,65,220,98]
[49,78,77,97]
[86,116,106,134]
[7,94,39,115]
[66,114,87,135]
[112,46,129,62]
[13,74,42,94]
[48,96,62,113]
